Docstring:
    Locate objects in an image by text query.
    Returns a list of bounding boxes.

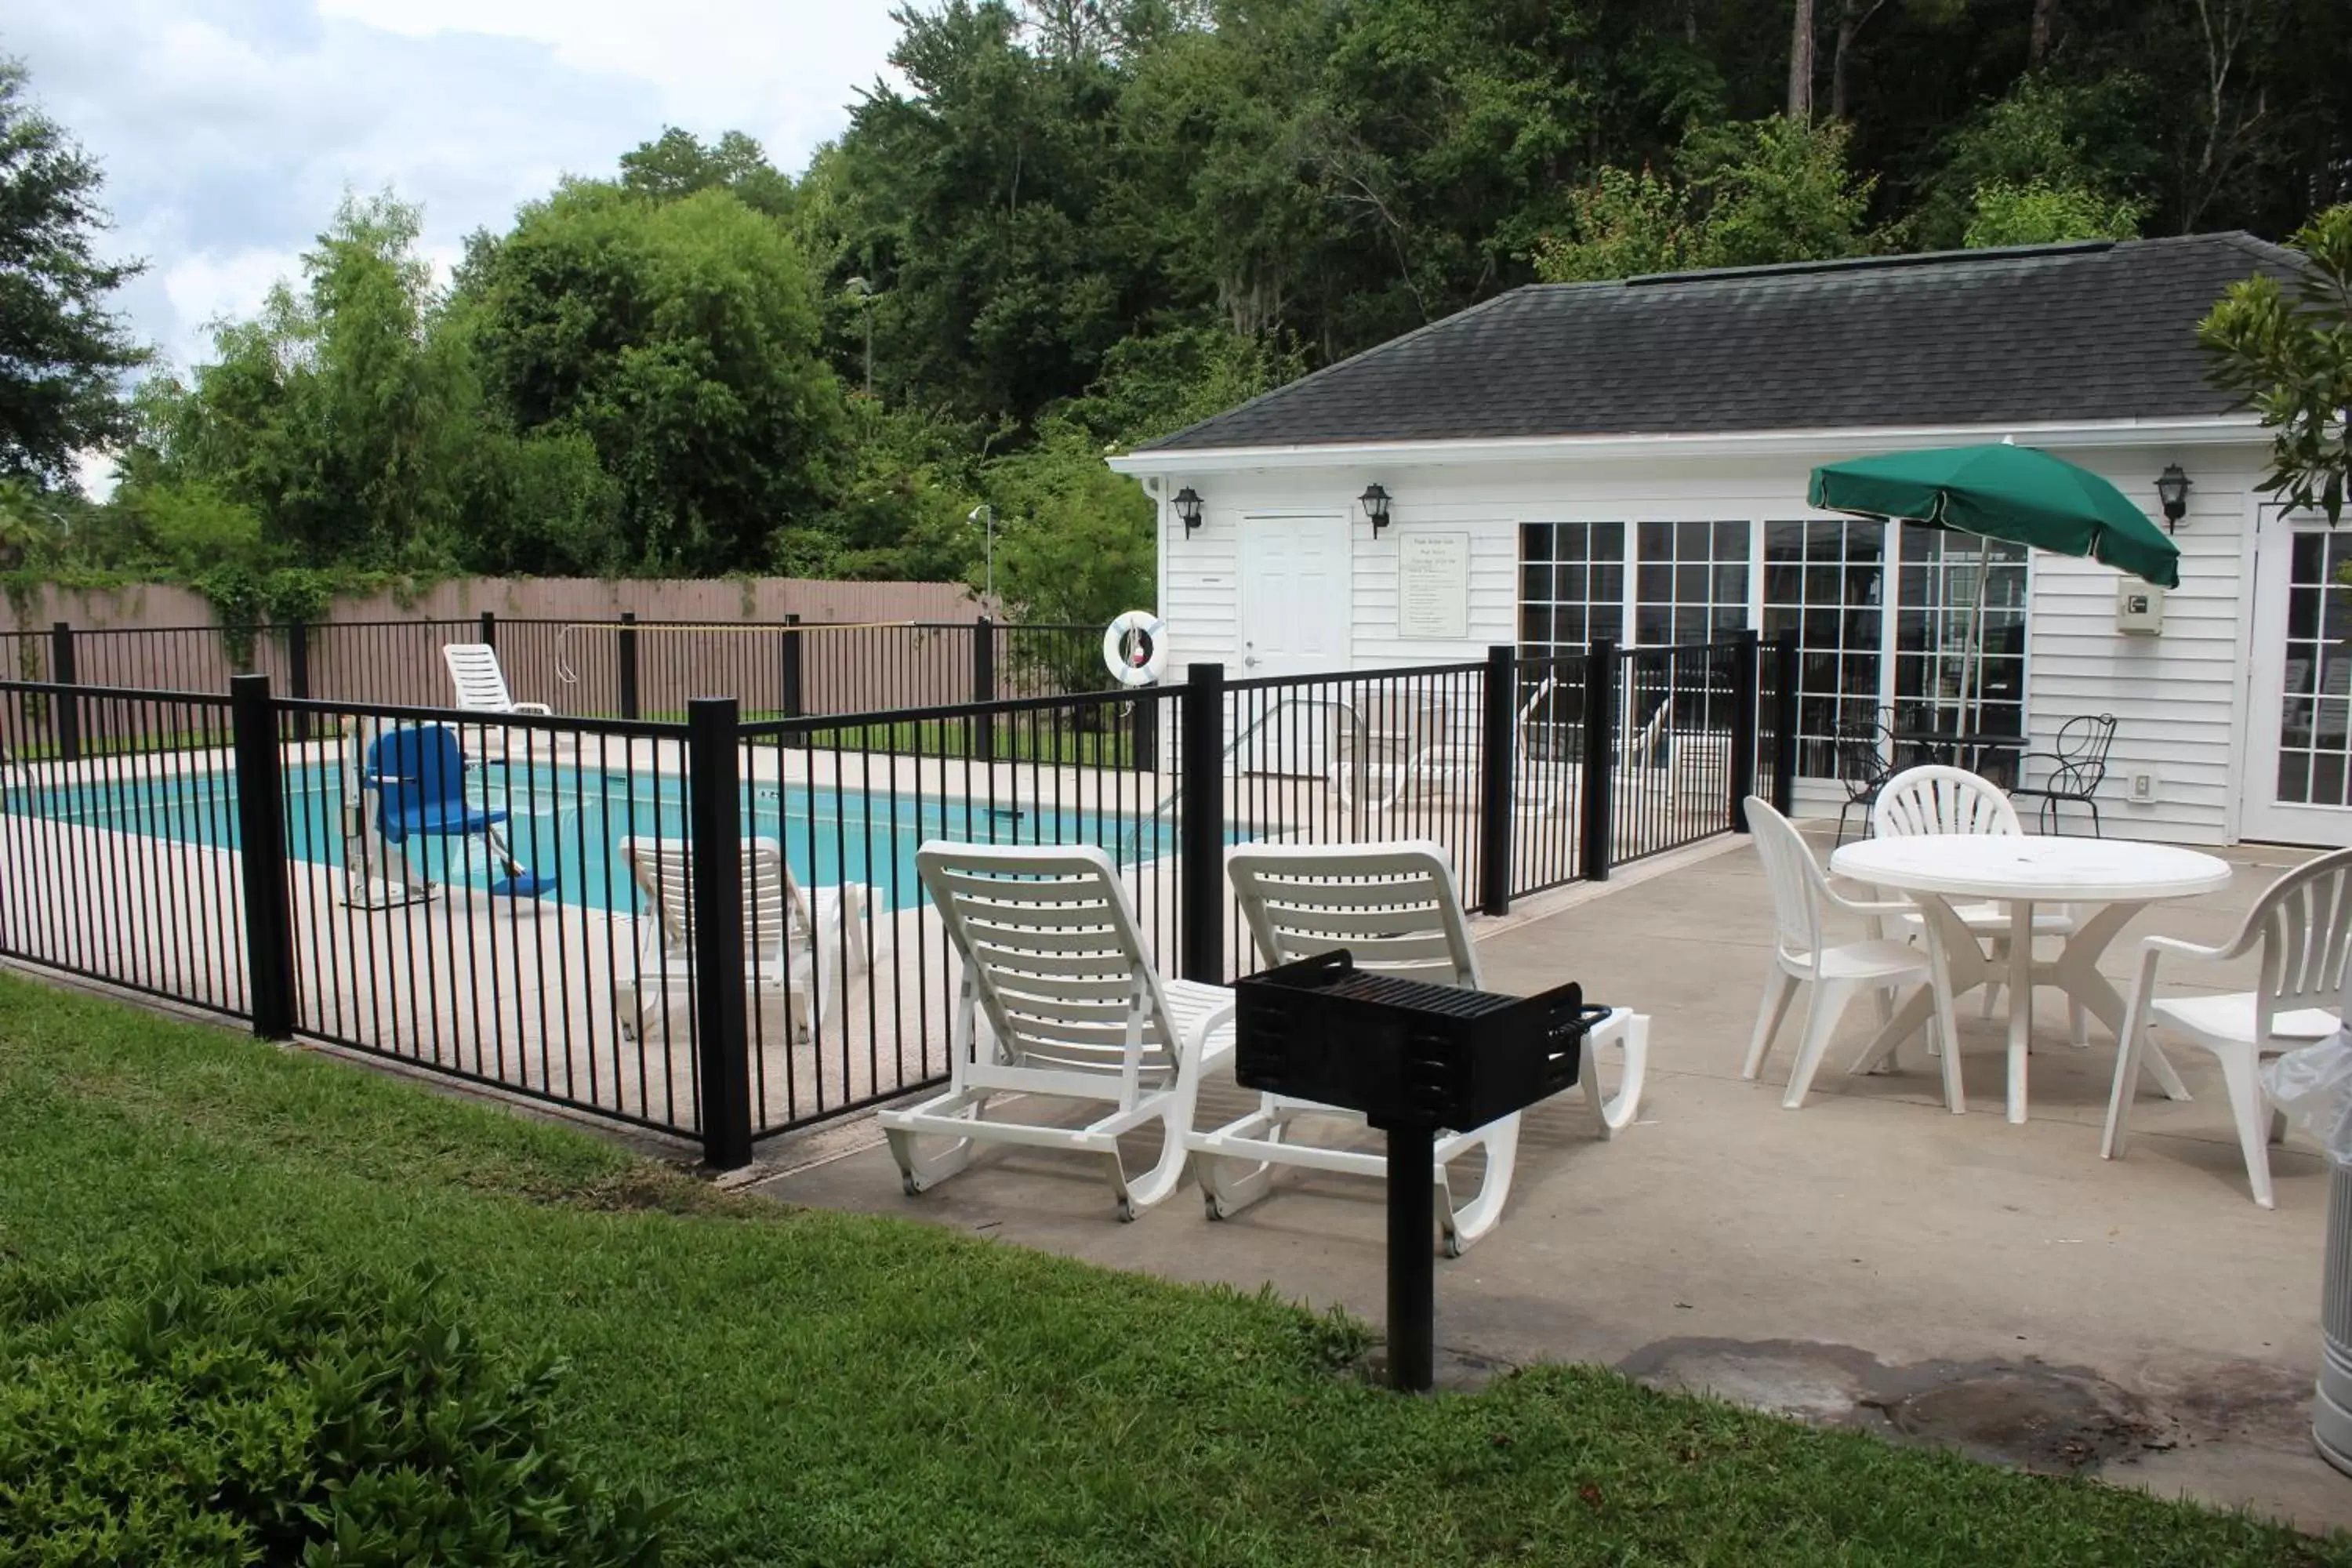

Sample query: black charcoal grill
[1233,949,1610,1391]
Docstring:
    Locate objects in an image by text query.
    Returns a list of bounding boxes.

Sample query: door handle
[1243,656,1261,667]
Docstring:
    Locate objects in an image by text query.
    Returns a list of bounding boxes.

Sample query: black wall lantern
[1172,485,1205,536]
[2154,464,2191,532]
[1359,482,1392,536]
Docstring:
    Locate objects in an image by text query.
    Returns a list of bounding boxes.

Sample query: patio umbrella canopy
[1807,443,2180,588]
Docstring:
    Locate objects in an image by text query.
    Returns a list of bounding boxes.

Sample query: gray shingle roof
[1138,234,2305,452]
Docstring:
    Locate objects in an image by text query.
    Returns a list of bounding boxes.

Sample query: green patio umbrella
[1807,442,2180,589]
[1807,442,2180,747]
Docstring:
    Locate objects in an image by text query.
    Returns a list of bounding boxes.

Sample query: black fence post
[229,674,297,1041]
[779,613,804,725]
[478,608,496,647]
[1179,662,1225,984]
[1479,644,1516,916]
[971,615,996,764]
[48,621,78,763]
[1770,633,1799,817]
[285,620,313,744]
[1581,639,1617,884]
[687,696,754,1171]
[1730,630,1759,832]
[617,612,641,721]
[1131,684,1160,775]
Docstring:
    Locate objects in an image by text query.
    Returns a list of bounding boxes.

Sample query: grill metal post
[1382,1120,1437,1392]
[230,674,296,1040]
[687,696,753,1170]
[49,621,79,763]
[1769,633,1799,815]
[617,612,641,720]
[1730,630,1759,831]
[1478,644,1516,916]
[1581,638,1617,882]
[1179,662,1225,984]
[478,608,496,648]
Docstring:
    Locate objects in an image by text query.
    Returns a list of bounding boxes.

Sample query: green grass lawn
[1,971,2343,1567]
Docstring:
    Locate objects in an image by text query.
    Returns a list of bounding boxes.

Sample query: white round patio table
[1828,836,2234,1124]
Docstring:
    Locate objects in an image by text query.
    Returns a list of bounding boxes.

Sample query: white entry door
[2245,513,2352,846]
[1236,514,1352,777]
[1240,514,1351,677]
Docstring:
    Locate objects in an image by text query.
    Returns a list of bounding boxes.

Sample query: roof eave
[1105,416,2265,475]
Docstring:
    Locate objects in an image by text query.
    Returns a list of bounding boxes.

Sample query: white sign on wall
[1396,532,1471,640]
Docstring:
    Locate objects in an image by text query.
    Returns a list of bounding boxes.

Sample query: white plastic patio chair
[2103,847,2352,1208]
[443,643,553,717]
[1196,841,1650,1256]
[1872,764,2086,1045]
[879,842,1236,1221]
[612,836,869,1047]
[1742,797,1948,1110]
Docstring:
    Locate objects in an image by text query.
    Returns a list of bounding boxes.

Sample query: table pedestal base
[1847,895,2191,1123]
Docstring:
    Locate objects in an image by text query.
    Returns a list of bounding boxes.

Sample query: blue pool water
[10,760,1184,915]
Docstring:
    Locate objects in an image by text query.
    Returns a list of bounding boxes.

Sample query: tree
[132,194,482,569]
[1917,74,2152,250]
[464,183,845,573]
[0,57,147,483]
[619,128,795,220]
[2201,204,2352,520]
[1534,118,1876,282]
[1962,179,2140,246]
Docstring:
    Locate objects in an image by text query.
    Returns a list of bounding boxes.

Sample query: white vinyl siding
[2021,451,2259,845]
[1142,439,2267,844]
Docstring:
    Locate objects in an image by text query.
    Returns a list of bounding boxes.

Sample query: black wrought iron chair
[2011,714,2118,837]
[1831,718,1896,848]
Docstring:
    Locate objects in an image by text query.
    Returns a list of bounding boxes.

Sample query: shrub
[0,1250,669,1567]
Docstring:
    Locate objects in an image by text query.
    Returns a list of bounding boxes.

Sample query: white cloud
[160,249,302,343]
[9,0,903,375]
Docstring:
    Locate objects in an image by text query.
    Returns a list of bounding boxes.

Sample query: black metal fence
[0,635,1792,1168]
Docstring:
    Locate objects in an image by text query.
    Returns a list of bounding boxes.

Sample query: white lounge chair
[613,836,869,1047]
[2103,847,2352,1207]
[1195,841,1650,1255]
[1872,764,2086,1045]
[880,842,1236,1220]
[1742,797,1946,1109]
[443,643,553,717]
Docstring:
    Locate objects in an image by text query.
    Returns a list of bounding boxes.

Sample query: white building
[1108,234,2341,848]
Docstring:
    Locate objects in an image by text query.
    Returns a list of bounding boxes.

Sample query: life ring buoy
[1103,611,1168,687]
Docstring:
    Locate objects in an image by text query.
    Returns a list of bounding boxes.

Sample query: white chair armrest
[1823,886,1916,920]
[510,702,555,717]
[2139,931,2239,967]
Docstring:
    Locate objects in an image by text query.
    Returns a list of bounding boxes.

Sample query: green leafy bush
[0,1250,668,1567]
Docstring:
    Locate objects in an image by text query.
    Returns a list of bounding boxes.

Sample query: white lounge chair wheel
[901,1172,923,1197]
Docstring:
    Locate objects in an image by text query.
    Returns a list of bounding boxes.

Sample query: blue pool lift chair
[353,724,555,906]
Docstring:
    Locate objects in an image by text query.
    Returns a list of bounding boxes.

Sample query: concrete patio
[756,826,2352,1534]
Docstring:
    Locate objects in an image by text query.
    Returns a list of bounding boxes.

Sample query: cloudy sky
[11,0,906,375]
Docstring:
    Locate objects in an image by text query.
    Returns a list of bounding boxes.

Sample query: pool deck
[756,828,2352,1535]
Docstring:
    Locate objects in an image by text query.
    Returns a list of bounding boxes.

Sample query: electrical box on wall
[2116,583,2165,635]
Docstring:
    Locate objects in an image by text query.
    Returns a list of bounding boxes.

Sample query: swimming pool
[8,759,1188,915]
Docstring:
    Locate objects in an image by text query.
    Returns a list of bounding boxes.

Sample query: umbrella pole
[1964,549,1990,752]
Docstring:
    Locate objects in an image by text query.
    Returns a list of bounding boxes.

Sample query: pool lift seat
[343,720,555,909]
